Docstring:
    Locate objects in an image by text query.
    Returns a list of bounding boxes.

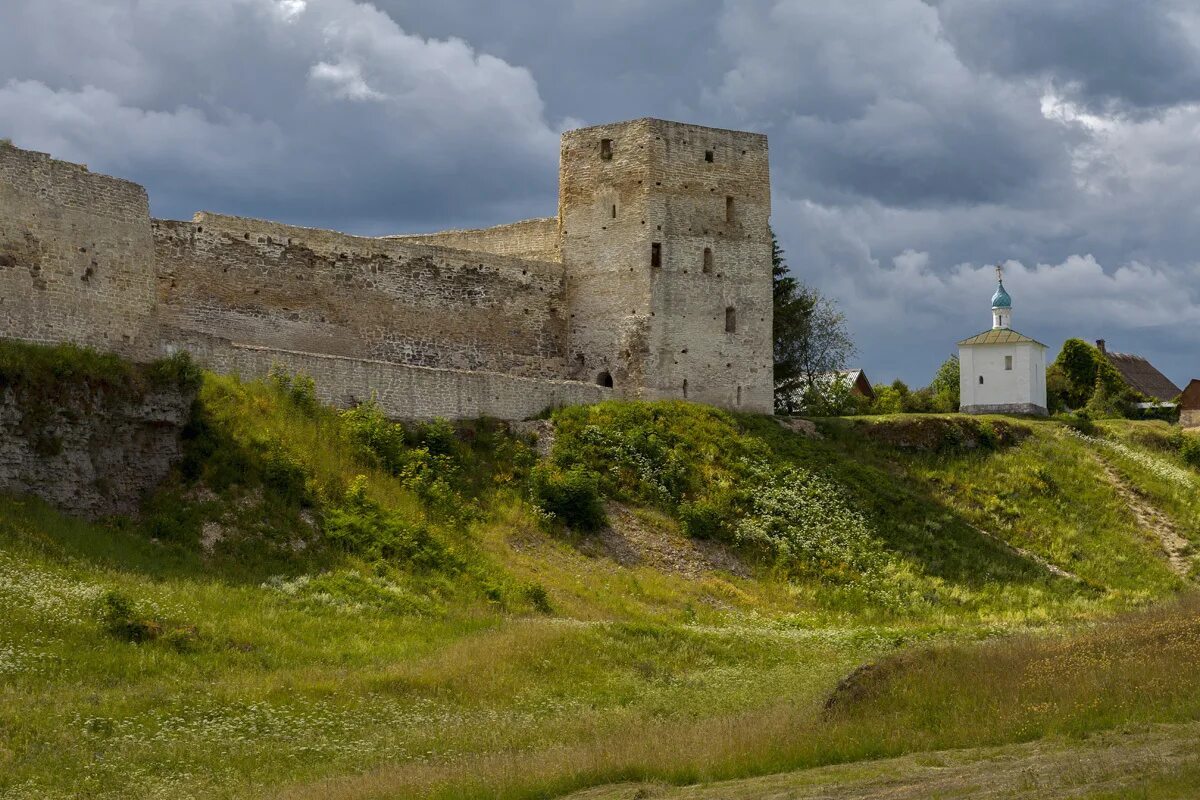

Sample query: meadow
[1,352,1198,799]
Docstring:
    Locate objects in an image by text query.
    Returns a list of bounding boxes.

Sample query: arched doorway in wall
[596,371,614,388]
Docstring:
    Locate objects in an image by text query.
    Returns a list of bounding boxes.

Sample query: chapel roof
[958,328,1046,347]
[991,280,1012,309]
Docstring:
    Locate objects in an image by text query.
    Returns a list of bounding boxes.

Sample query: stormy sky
[1,0,1197,388]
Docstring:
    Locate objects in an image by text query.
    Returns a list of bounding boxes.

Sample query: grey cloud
[0,0,560,233]
[707,0,1075,206]
[937,0,1200,113]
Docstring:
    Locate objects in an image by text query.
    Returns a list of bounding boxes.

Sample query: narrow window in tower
[702,247,714,273]
[979,375,985,385]
[651,242,662,268]
[725,306,736,333]
[682,379,688,399]
[611,204,617,219]
[705,150,714,163]
[1005,355,1013,371]
[737,386,742,406]
[725,195,735,222]
[600,138,613,160]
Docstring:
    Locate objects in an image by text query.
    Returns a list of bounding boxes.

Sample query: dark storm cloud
[0,0,561,233]
[706,0,1077,206]
[937,0,1200,113]
[0,0,1196,386]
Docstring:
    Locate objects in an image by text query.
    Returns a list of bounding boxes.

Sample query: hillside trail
[563,721,1200,800]
[1094,456,1193,577]
[966,523,1081,582]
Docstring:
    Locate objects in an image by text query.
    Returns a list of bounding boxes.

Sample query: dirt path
[564,722,1200,800]
[967,523,1082,582]
[1096,458,1193,577]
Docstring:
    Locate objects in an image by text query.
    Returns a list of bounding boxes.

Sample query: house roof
[808,369,876,400]
[957,328,1046,347]
[1104,352,1182,402]
[1181,379,1200,410]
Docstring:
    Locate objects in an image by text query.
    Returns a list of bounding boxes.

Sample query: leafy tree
[772,230,857,413]
[1051,338,1138,414]
[871,380,910,415]
[1046,363,1071,414]
[1055,339,1101,408]
[929,354,960,412]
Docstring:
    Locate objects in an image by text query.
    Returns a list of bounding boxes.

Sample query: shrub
[324,476,461,570]
[416,417,457,457]
[678,498,730,541]
[528,464,606,531]
[521,582,553,614]
[267,363,319,414]
[96,590,160,643]
[145,351,203,391]
[342,400,407,474]
[1180,434,1200,469]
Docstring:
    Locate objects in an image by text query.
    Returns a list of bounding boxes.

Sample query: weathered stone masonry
[0,118,773,419]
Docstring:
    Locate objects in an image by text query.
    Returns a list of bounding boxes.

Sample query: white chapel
[958,268,1048,416]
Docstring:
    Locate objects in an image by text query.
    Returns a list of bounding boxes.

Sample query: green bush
[1180,434,1200,469]
[267,363,319,414]
[528,464,606,531]
[521,581,553,614]
[342,399,408,474]
[96,590,160,643]
[678,498,730,540]
[416,417,457,457]
[324,476,462,570]
[145,351,203,391]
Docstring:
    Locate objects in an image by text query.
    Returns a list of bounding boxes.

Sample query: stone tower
[558,118,774,413]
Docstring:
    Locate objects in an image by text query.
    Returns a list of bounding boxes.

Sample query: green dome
[991,280,1012,309]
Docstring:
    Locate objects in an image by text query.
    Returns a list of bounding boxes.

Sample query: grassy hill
[1,349,1199,799]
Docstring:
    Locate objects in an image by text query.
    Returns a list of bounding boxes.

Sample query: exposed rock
[0,385,194,518]
[509,419,556,459]
[575,503,748,579]
[776,417,822,438]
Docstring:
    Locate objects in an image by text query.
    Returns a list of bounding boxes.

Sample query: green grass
[2,349,1200,798]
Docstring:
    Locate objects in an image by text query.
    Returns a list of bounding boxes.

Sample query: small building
[1095,340,1181,403]
[824,369,876,401]
[1180,379,1200,428]
[957,269,1048,416]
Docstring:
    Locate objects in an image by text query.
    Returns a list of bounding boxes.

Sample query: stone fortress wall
[384,217,561,263]
[0,144,158,358]
[154,212,568,378]
[0,117,772,420]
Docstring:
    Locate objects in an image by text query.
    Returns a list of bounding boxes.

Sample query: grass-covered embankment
[1,342,1199,799]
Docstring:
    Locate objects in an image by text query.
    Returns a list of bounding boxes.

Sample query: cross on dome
[991,264,1012,310]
